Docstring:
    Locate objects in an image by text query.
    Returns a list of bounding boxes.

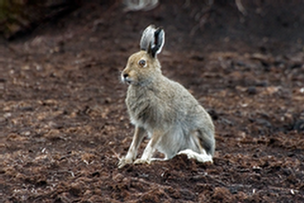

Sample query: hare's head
[122,25,165,86]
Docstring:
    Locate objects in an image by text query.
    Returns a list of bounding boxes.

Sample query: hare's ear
[149,28,165,58]
[140,25,156,52]
[140,25,165,58]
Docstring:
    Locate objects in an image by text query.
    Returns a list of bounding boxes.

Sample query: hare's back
[165,79,200,106]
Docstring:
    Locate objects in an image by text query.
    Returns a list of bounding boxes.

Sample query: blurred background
[1,0,304,54]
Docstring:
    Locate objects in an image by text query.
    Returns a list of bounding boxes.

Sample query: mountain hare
[118,25,215,168]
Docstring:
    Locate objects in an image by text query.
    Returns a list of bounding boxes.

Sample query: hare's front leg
[118,127,145,168]
[134,130,163,165]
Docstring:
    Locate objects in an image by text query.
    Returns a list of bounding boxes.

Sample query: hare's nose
[123,73,129,78]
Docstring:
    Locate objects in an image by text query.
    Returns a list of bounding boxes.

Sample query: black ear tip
[155,28,162,35]
[154,27,164,40]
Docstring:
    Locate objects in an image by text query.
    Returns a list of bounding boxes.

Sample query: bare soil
[1,1,304,202]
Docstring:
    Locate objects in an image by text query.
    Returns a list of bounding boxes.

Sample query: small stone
[247,86,257,95]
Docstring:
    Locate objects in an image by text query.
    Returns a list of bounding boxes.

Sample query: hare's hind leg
[177,130,213,163]
[118,127,145,168]
[177,148,213,163]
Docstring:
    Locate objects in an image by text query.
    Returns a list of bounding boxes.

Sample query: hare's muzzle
[121,72,132,85]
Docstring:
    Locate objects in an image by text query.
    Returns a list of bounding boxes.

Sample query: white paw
[178,149,213,163]
[197,154,213,163]
[118,157,133,168]
[133,158,151,165]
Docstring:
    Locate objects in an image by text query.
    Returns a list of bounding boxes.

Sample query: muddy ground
[1,1,304,202]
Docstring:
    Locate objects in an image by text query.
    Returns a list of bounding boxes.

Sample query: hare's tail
[198,129,215,156]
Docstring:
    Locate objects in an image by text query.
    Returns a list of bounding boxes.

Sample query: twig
[235,0,247,16]
[110,148,121,161]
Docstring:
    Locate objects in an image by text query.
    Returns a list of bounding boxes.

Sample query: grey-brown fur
[118,25,215,168]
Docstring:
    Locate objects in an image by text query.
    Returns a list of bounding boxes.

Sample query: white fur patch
[178,149,213,163]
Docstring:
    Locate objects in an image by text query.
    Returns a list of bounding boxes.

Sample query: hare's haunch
[119,25,215,168]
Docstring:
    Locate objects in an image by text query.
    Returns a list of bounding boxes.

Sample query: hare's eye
[138,59,146,67]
